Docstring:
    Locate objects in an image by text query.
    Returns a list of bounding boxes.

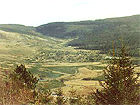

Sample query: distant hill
[0,15,139,56]
[36,15,140,56]
[0,24,40,36]
[36,15,140,38]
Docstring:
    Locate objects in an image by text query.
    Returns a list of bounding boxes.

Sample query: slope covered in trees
[36,15,140,39]
[36,15,140,56]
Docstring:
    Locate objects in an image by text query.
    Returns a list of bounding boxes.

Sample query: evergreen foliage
[10,64,38,89]
[94,45,140,105]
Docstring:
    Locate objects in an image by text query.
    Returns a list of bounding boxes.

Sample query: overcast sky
[0,0,139,26]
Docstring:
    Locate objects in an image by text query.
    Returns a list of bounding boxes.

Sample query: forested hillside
[36,15,140,38]
[36,15,140,56]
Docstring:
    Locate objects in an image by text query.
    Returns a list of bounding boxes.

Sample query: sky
[0,0,139,26]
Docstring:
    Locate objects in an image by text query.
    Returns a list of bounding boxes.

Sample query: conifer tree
[10,64,38,89]
[94,44,140,105]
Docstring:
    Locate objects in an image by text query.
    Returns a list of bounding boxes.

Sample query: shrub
[0,75,34,104]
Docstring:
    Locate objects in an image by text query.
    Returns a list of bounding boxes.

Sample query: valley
[0,15,139,93]
[0,29,105,90]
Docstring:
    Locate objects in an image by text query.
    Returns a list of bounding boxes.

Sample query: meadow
[0,29,107,90]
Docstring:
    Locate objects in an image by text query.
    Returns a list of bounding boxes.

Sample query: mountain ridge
[0,15,139,56]
[36,15,140,56]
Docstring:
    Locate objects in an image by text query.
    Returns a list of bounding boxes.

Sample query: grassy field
[0,29,106,89]
[46,66,79,74]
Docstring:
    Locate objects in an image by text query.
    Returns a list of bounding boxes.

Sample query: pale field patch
[60,67,103,95]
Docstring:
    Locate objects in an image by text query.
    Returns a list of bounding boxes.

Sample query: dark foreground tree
[2,64,52,104]
[10,64,38,89]
[94,44,140,105]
